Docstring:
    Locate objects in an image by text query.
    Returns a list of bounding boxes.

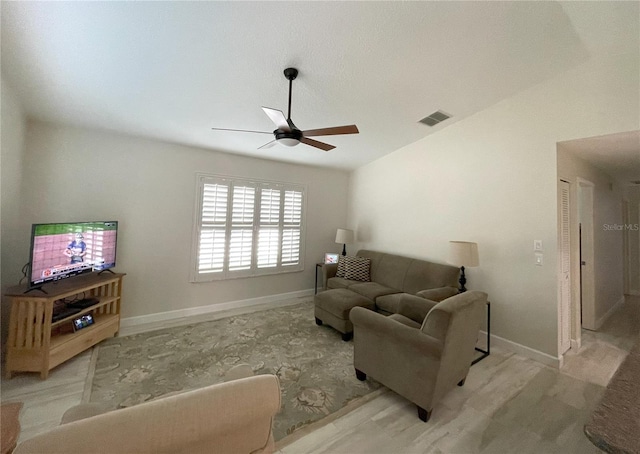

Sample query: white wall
[1,77,27,353]
[18,121,349,319]
[557,148,624,330]
[347,52,639,358]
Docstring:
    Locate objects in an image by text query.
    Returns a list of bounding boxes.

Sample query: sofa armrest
[350,307,443,360]
[322,263,338,289]
[417,286,459,302]
[397,296,439,324]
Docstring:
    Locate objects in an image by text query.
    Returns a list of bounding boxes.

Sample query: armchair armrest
[350,307,443,359]
[322,263,338,289]
[417,286,459,302]
[397,296,439,324]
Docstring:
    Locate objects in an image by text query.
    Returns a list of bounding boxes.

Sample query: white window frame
[190,173,306,282]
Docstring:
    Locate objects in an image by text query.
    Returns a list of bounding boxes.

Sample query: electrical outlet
[534,240,543,251]
[535,253,543,266]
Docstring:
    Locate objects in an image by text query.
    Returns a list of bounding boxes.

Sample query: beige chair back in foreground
[14,374,281,454]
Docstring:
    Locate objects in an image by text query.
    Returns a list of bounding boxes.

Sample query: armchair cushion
[375,292,424,315]
[397,295,439,324]
[388,314,421,329]
[350,307,443,359]
[417,286,459,302]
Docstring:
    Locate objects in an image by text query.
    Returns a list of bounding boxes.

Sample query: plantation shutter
[198,183,229,274]
[258,187,281,268]
[192,174,305,281]
[282,189,302,266]
[228,184,255,271]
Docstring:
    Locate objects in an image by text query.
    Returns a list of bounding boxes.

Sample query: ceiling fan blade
[258,140,277,149]
[211,127,272,134]
[302,125,359,137]
[300,137,335,152]
[262,107,291,132]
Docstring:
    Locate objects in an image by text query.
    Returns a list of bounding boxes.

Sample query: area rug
[88,301,380,440]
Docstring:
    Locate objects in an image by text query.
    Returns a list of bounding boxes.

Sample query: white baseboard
[570,338,582,351]
[595,296,626,330]
[481,330,562,368]
[120,291,561,369]
[120,289,314,335]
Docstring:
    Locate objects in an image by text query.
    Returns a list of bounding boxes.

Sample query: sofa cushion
[336,256,371,282]
[373,254,412,289]
[376,293,426,315]
[348,282,399,301]
[315,289,375,319]
[355,250,460,295]
[327,277,355,289]
[404,261,460,295]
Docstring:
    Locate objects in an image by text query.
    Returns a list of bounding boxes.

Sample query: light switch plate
[535,253,543,266]
[534,240,543,251]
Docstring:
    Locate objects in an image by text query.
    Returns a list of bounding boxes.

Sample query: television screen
[29,221,118,287]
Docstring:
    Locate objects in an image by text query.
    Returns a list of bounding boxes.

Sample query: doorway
[577,178,596,330]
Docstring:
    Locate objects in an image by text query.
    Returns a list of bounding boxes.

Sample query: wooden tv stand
[4,272,124,379]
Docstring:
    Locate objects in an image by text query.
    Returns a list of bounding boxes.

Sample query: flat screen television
[29,221,118,288]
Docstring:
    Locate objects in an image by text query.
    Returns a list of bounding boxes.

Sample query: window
[191,174,305,281]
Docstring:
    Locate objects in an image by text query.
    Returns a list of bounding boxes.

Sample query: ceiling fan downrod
[284,67,298,121]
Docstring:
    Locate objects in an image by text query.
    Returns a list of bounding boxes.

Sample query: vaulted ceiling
[2,2,637,170]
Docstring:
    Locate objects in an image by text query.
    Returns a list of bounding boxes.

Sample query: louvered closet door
[559,181,571,354]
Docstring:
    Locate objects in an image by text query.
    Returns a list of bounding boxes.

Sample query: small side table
[472,301,490,365]
[315,263,323,294]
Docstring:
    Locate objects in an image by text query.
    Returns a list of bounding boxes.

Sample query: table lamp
[448,241,479,292]
[335,229,354,256]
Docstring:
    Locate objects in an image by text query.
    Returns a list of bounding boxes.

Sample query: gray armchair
[349,291,488,422]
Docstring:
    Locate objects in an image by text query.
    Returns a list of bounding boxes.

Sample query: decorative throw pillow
[336,255,348,278]
[336,256,371,282]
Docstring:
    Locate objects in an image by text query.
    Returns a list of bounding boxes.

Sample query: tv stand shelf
[4,272,125,379]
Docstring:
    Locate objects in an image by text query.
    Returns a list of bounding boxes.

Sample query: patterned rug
[88,301,380,440]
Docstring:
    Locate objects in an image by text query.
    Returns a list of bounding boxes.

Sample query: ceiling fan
[211,68,359,151]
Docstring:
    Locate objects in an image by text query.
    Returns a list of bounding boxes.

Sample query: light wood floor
[2,295,638,453]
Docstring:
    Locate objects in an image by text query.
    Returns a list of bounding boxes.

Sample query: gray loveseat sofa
[314,249,460,339]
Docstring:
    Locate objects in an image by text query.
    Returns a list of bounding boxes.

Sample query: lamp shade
[448,241,479,267]
[335,229,355,244]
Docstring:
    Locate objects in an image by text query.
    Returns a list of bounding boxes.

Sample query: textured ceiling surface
[1,2,637,170]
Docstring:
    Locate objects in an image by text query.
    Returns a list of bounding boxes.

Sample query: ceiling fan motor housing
[275,128,302,145]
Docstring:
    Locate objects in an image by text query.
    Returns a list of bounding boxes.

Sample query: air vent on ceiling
[419,110,451,127]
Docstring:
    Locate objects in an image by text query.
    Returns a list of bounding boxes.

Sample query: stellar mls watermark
[603,224,639,231]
